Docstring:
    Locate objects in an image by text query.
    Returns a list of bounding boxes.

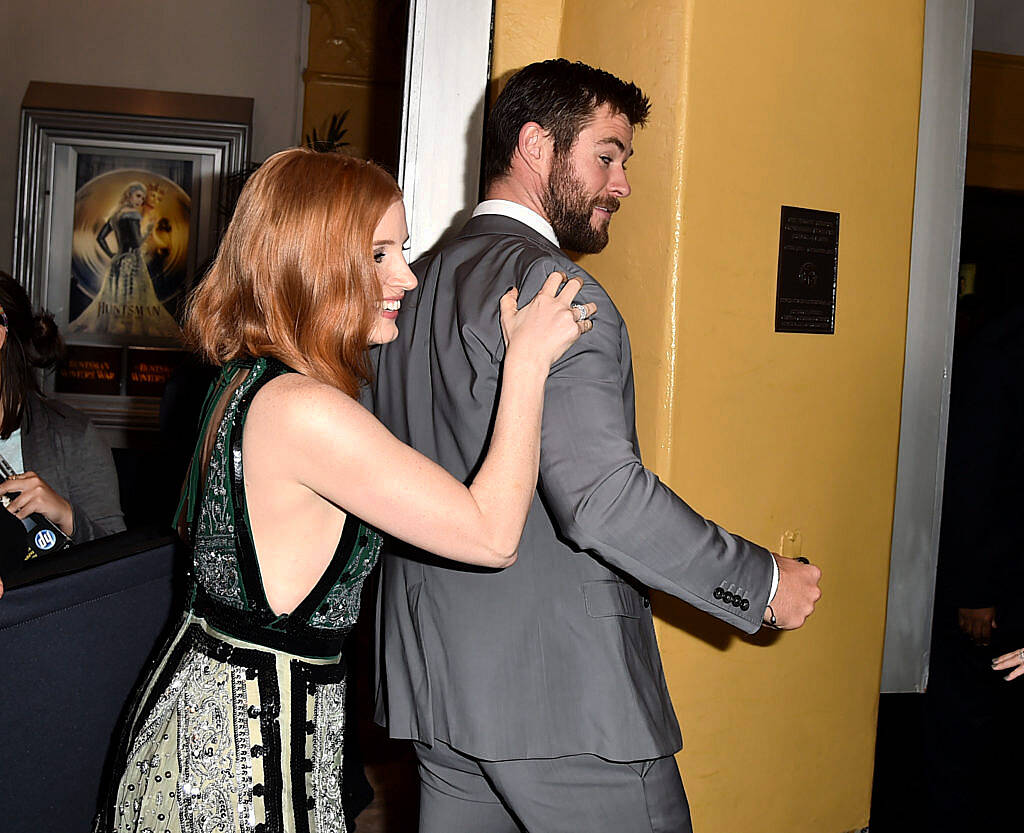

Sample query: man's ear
[515,121,553,178]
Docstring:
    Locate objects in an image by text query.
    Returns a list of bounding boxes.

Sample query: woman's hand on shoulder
[500,272,596,370]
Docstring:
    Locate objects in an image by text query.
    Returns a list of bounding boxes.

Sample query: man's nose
[608,165,631,199]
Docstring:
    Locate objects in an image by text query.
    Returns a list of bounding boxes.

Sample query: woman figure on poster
[70,181,181,340]
[98,182,152,304]
[94,148,595,832]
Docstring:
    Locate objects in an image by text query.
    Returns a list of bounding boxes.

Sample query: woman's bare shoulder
[246,371,379,445]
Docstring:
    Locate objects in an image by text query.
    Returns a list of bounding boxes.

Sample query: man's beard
[541,154,619,254]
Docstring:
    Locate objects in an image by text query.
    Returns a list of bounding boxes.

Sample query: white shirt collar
[472,200,559,247]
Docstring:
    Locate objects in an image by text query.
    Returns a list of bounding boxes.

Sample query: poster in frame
[13,83,251,441]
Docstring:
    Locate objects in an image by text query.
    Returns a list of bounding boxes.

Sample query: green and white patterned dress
[95,358,382,833]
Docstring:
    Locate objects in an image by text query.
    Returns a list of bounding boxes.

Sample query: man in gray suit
[372,59,822,833]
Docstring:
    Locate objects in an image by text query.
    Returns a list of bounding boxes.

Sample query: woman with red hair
[95,147,594,833]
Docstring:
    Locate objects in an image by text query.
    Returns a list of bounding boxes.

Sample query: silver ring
[571,304,590,322]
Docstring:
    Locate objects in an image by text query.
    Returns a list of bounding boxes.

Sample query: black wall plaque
[775,206,839,334]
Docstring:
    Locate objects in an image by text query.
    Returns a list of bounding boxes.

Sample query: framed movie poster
[13,83,251,438]
[67,151,193,343]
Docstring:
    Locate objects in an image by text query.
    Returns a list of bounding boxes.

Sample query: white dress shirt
[472,200,559,247]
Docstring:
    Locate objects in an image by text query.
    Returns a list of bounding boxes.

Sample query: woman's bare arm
[248,274,592,567]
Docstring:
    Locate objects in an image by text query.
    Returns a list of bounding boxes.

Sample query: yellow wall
[303,0,407,168]
[492,0,564,82]
[493,2,925,830]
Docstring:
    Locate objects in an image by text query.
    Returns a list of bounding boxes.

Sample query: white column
[399,0,494,261]
[881,0,974,692]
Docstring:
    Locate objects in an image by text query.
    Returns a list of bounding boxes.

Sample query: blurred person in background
[0,272,125,588]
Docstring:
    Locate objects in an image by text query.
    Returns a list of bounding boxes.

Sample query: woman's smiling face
[368,200,417,345]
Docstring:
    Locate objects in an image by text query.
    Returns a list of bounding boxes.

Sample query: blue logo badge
[35,529,58,551]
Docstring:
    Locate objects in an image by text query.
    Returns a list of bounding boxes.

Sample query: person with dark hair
[373,58,823,832]
[94,147,592,833]
[0,272,125,594]
[923,303,1024,829]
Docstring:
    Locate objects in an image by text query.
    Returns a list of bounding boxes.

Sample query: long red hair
[185,148,401,397]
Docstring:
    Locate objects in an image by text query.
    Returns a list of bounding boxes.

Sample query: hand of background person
[765,555,822,629]
[992,647,1024,681]
[499,273,595,367]
[0,472,74,536]
[958,607,997,646]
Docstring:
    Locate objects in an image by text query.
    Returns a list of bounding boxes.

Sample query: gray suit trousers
[415,739,692,833]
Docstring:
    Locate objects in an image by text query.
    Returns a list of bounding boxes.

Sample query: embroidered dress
[95,358,382,833]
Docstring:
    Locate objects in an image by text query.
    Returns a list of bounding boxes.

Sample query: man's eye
[599,156,612,165]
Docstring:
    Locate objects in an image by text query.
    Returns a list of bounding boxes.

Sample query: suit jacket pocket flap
[582,580,643,619]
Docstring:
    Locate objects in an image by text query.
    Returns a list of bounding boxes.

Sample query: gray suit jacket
[372,213,774,762]
[22,394,126,544]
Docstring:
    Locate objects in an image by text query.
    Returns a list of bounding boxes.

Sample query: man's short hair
[483,59,651,189]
